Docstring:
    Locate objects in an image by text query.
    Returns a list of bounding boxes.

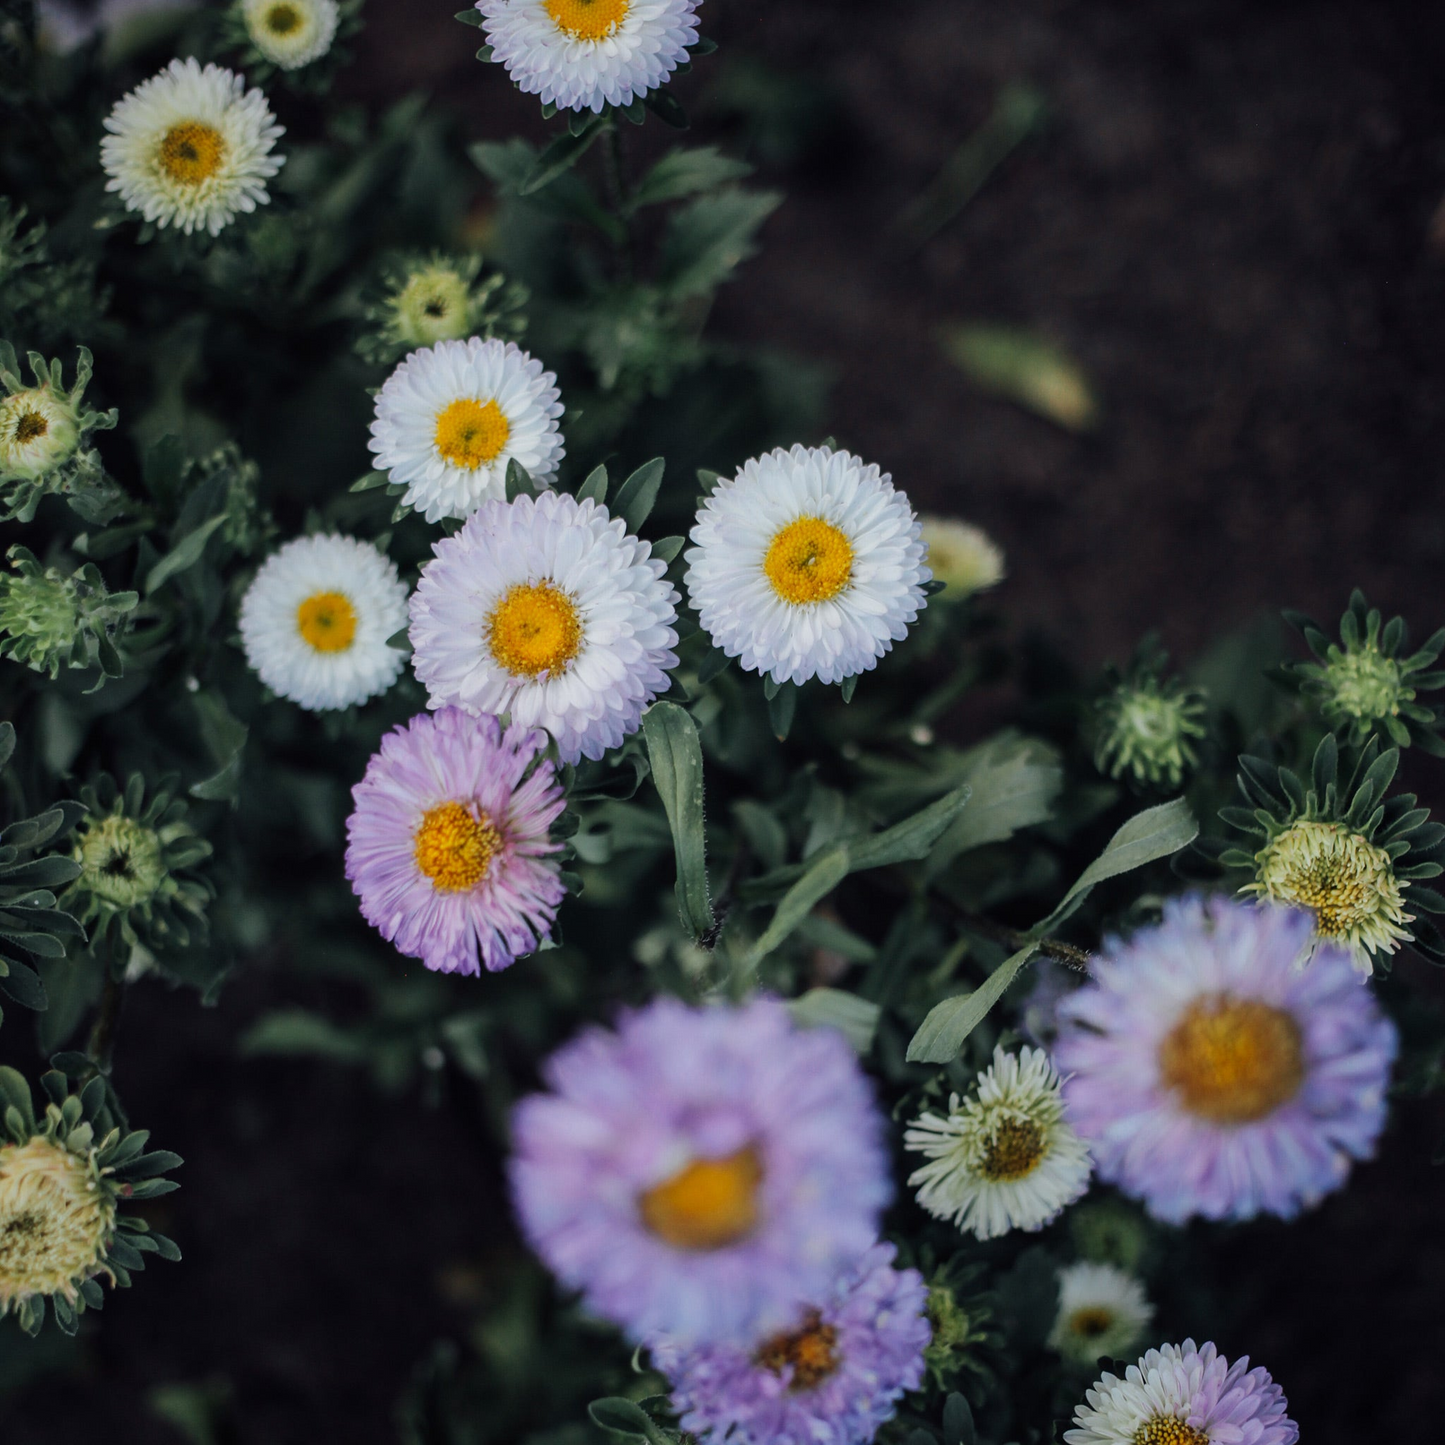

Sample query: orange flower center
[433,397,510,471]
[763,516,854,605]
[637,1147,762,1251]
[158,122,227,185]
[755,1309,841,1391]
[413,801,502,892]
[545,0,630,41]
[1158,996,1305,1125]
[486,581,582,678]
[295,591,357,653]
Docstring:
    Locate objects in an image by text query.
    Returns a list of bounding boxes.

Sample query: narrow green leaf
[905,943,1039,1063]
[144,513,228,596]
[748,846,849,965]
[850,784,972,872]
[577,463,608,505]
[768,681,797,740]
[788,987,880,1054]
[614,457,665,532]
[588,1398,667,1445]
[642,703,714,940]
[519,120,604,196]
[505,458,535,500]
[630,146,752,209]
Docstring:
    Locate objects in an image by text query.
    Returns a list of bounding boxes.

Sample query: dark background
[6,1,1445,1440]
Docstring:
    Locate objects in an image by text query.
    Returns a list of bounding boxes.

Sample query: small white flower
[100,57,284,236]
[243,0,340,70]
[1048,1262,1153,1366]
[408,491,679,764]
[685,445,929,688]
[368,338,564,524]
[919,517,1005,599]
[0,388,78,482]
[239,535,409,711]
[904,1045,1092,1241]
[479,0,702,115]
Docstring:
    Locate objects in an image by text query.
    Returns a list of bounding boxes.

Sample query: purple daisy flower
[509,996,892,1346]
[649,1243,931,1445]
[1065,1338,1298,1445]
[1054,895,1396,1223]
[345,707,566,975]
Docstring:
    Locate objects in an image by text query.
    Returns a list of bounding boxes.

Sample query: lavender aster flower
[1065,1338,1298,1445]
[345,707,566,975]
[1054,896,1396,1224]
[649,1243,930,1445]
[509,997,892,1346]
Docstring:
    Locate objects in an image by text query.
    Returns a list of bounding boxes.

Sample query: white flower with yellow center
[368,337,564,524]
[1048,1262,1154,1367]
[920,517,1005,599]
[478,0,702,115]
[239,534,409,711]
[0,386,78,482]
[100,57,284,236]
[242,0,339,69]
[904,1045,1092,1241]
[685,445,930,688]
[408,490,679,764]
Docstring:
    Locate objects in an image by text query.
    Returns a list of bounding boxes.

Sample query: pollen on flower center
[1158,996,1305,1125]
[434,397,511,470]
[1133,1418,1209,1445]
[265,1,301,32]
[638,1146,763,1251]
[980,1116,1046,1180]
[544,0,631,42]
[1255,819,1404,942]
[296,590,358,653]
[157,121,228,185]
[1068,1306,1117,1338]
[756,1309,841,1391]
[413,801,502,893]
[763,516,855,605]
[14,410,47,444]
[487,581,583,677]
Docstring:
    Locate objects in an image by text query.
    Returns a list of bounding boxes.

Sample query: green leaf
[144,513,228,596]
[0,959,48,1011]
[519,119,604,196]
[927,734,1062,875]
[905,943,1039,1063]
[658,189,782,299]
[614,457,665,532]
[651,536,685,564]
[505,458,535,500]
[189,690,248,806]
[747,846,849,965]
[1034,798,1198,937]
[577,463,608,504]
[239,1011,368,1063]
[630,146,752,209]
[454,7,484,24]
[642,703,714,941]
[2,855,81,889]
[767,681,797,740]
[850,784,972,872]
[788,987,880,1054]
[642,89,690,129]
[943,1393,977,1445]
[587,1398,668,1445]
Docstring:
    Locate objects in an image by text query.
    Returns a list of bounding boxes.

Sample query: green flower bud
[0,546,138,680]
[1094,645,1207,790]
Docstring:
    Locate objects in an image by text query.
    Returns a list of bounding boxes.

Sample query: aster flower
[1065,1339,1297,1445]
[1048,1262,1153,1367]
[240,0,339,69]
[649,1243,930,1445]
[0,545,137,681]
[100,58,285,236]
[0,1065,181,1337]
[239,534,409,712]
[409,491,679,764]
[509,996,892,1345]
[1222,733,1445,971]
[368,337,564,523]
[904,1045,1091,1242]
[1282,589,1445,753]
[478,0,703,115]
[685,445,930,688]
[1094,640,1207,791]
[919,517,1005,600]
[346,708,567,975]
[1055,896,1397,1224]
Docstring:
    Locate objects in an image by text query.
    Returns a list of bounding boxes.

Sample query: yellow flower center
[157,122,228,186]
[1158,996,1305,1125]
[487,581,583,678]
[638,1147,763,1251]
[763,517,854,605]
[1068,1306,1116,1338]
[1255,819,1403,943]
[433,397,510,470]
[264,1,301,33]
[295,591,358,653]
[756,1310,840,1391]
[413,801,502,893]
[1134,1420,1209,1445]
[14,410,47,444]
[545,0,630,41]
[979,1116,1046,1181]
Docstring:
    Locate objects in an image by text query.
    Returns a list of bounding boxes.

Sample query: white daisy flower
[1048,1262,1154,1367]
[408,491,679,764]
[368,338,565,524]
[478,0,702,115]
[242,0,340,69]
[904,1045,1092,1241]
[239,535,410,711]
[100,57,284,237]
[685,445,930,688]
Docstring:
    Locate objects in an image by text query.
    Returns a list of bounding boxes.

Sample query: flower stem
[86,970,126,1074]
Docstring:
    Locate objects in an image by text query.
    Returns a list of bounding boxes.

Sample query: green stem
[601,121,636,278]
[86,968,126,1074]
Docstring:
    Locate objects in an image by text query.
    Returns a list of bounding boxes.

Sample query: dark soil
[6,1,1445,1441]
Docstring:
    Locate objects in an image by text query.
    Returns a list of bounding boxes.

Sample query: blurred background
[4,1,1445,1441]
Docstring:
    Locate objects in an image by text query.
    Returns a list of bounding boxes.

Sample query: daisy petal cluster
[1065,1339,1298,1445]
[1048,1262,1153,1367]
[905,1045,1092,1241]
[509,996,892,1345]
[368,337,564,523]
[685,445,930,688]
[101,58,284,236]
[650,1243,930,1445]
[239,534,409,711]
[479,0,702,115]
[242,0,340,69]
[1055,896,1397,1223]
[409,490,679,764]
[346,708,567,975]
